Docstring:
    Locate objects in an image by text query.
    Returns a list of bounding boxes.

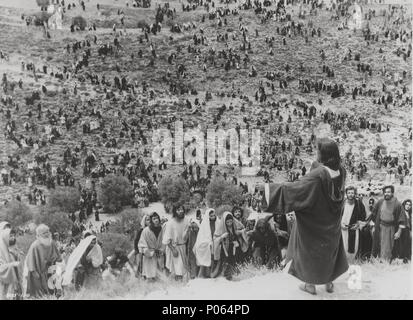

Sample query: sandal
[299,283,316,295]
[325,282,334,293]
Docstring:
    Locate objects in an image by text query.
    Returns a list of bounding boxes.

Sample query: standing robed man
[262,138,348,295]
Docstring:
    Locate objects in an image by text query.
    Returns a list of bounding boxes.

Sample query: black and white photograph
[0,0,411,304]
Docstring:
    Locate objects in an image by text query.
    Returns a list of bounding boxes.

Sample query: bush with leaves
[48,187,80,214]
[215,204,234,219]
[16,232,37,255]
[97,174,134,214]
[158,176,190,211]
[0,201,33,227]
[137,19,149,29]
[36,0,50,7]
[189,191,204,209]
[108,208,144,240]
[72,16,87,30]
[97,233,133,259]
[34,206,73,236]
[205,177,244,209]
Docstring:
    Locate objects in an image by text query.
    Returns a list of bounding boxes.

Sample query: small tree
[72,16,87,30]
[97,233,133,259]
[215,204,234,219]
[108,208,144,240]
[206,177,244,209]
[158,175,190,211]
[34,207,73,236]
[0,201,33,227]
[48,187,80,214]
[16,232,37,255]
[97,174,134,214]
[137,20,149,29]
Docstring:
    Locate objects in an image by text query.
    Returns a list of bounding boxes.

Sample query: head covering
[0,228,19,284]
[214,211,249,258]
[0,221,11,231]
[214,211,234,238]
[140,214,149,229]
[402,199,412,214]
[62,235,102,286]
[193,208,218,267]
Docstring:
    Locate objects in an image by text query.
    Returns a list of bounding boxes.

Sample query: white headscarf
[62,235,103,286]
[0,221,11,231]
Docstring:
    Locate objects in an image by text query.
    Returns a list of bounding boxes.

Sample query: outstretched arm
[263,172,321,214]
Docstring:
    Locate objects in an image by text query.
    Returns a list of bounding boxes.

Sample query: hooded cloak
[213,212,248,260]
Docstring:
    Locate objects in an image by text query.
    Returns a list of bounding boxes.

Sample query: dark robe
[264,164,348,284]
[249,218,281,268]
[392,210,411,262]
[370,198,406,258]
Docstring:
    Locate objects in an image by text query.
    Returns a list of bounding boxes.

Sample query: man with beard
[193,209,219,278]
[162,205,190,280]
[23,224,61,298]
[371,186,406,261]
[231,206,249,261]
[0,228,21,300]
[232,206,247,227]
[341,186,370,261]
[138,212,165,281]
[263,138,348,295]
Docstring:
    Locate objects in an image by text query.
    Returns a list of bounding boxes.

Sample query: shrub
[108,208,144,240]
[72,16,87,30]
[189,191,204,209]
[215,204,234,218]
[137,19,149,29]
[97,233,133,259]
[34,206,73,236]
[48,187,80,214]
[16,232,37,255]
[0,201,33,227]
[205,177,244,208]
[97,174,134,214]
[158,176,190,211]
[36,0,50,7]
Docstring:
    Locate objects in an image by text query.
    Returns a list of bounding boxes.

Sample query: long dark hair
[149,212,161,227]
[317,138,341,171]
[231,206,243,218]
[172,205,186,218]
[402,199,412,215]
